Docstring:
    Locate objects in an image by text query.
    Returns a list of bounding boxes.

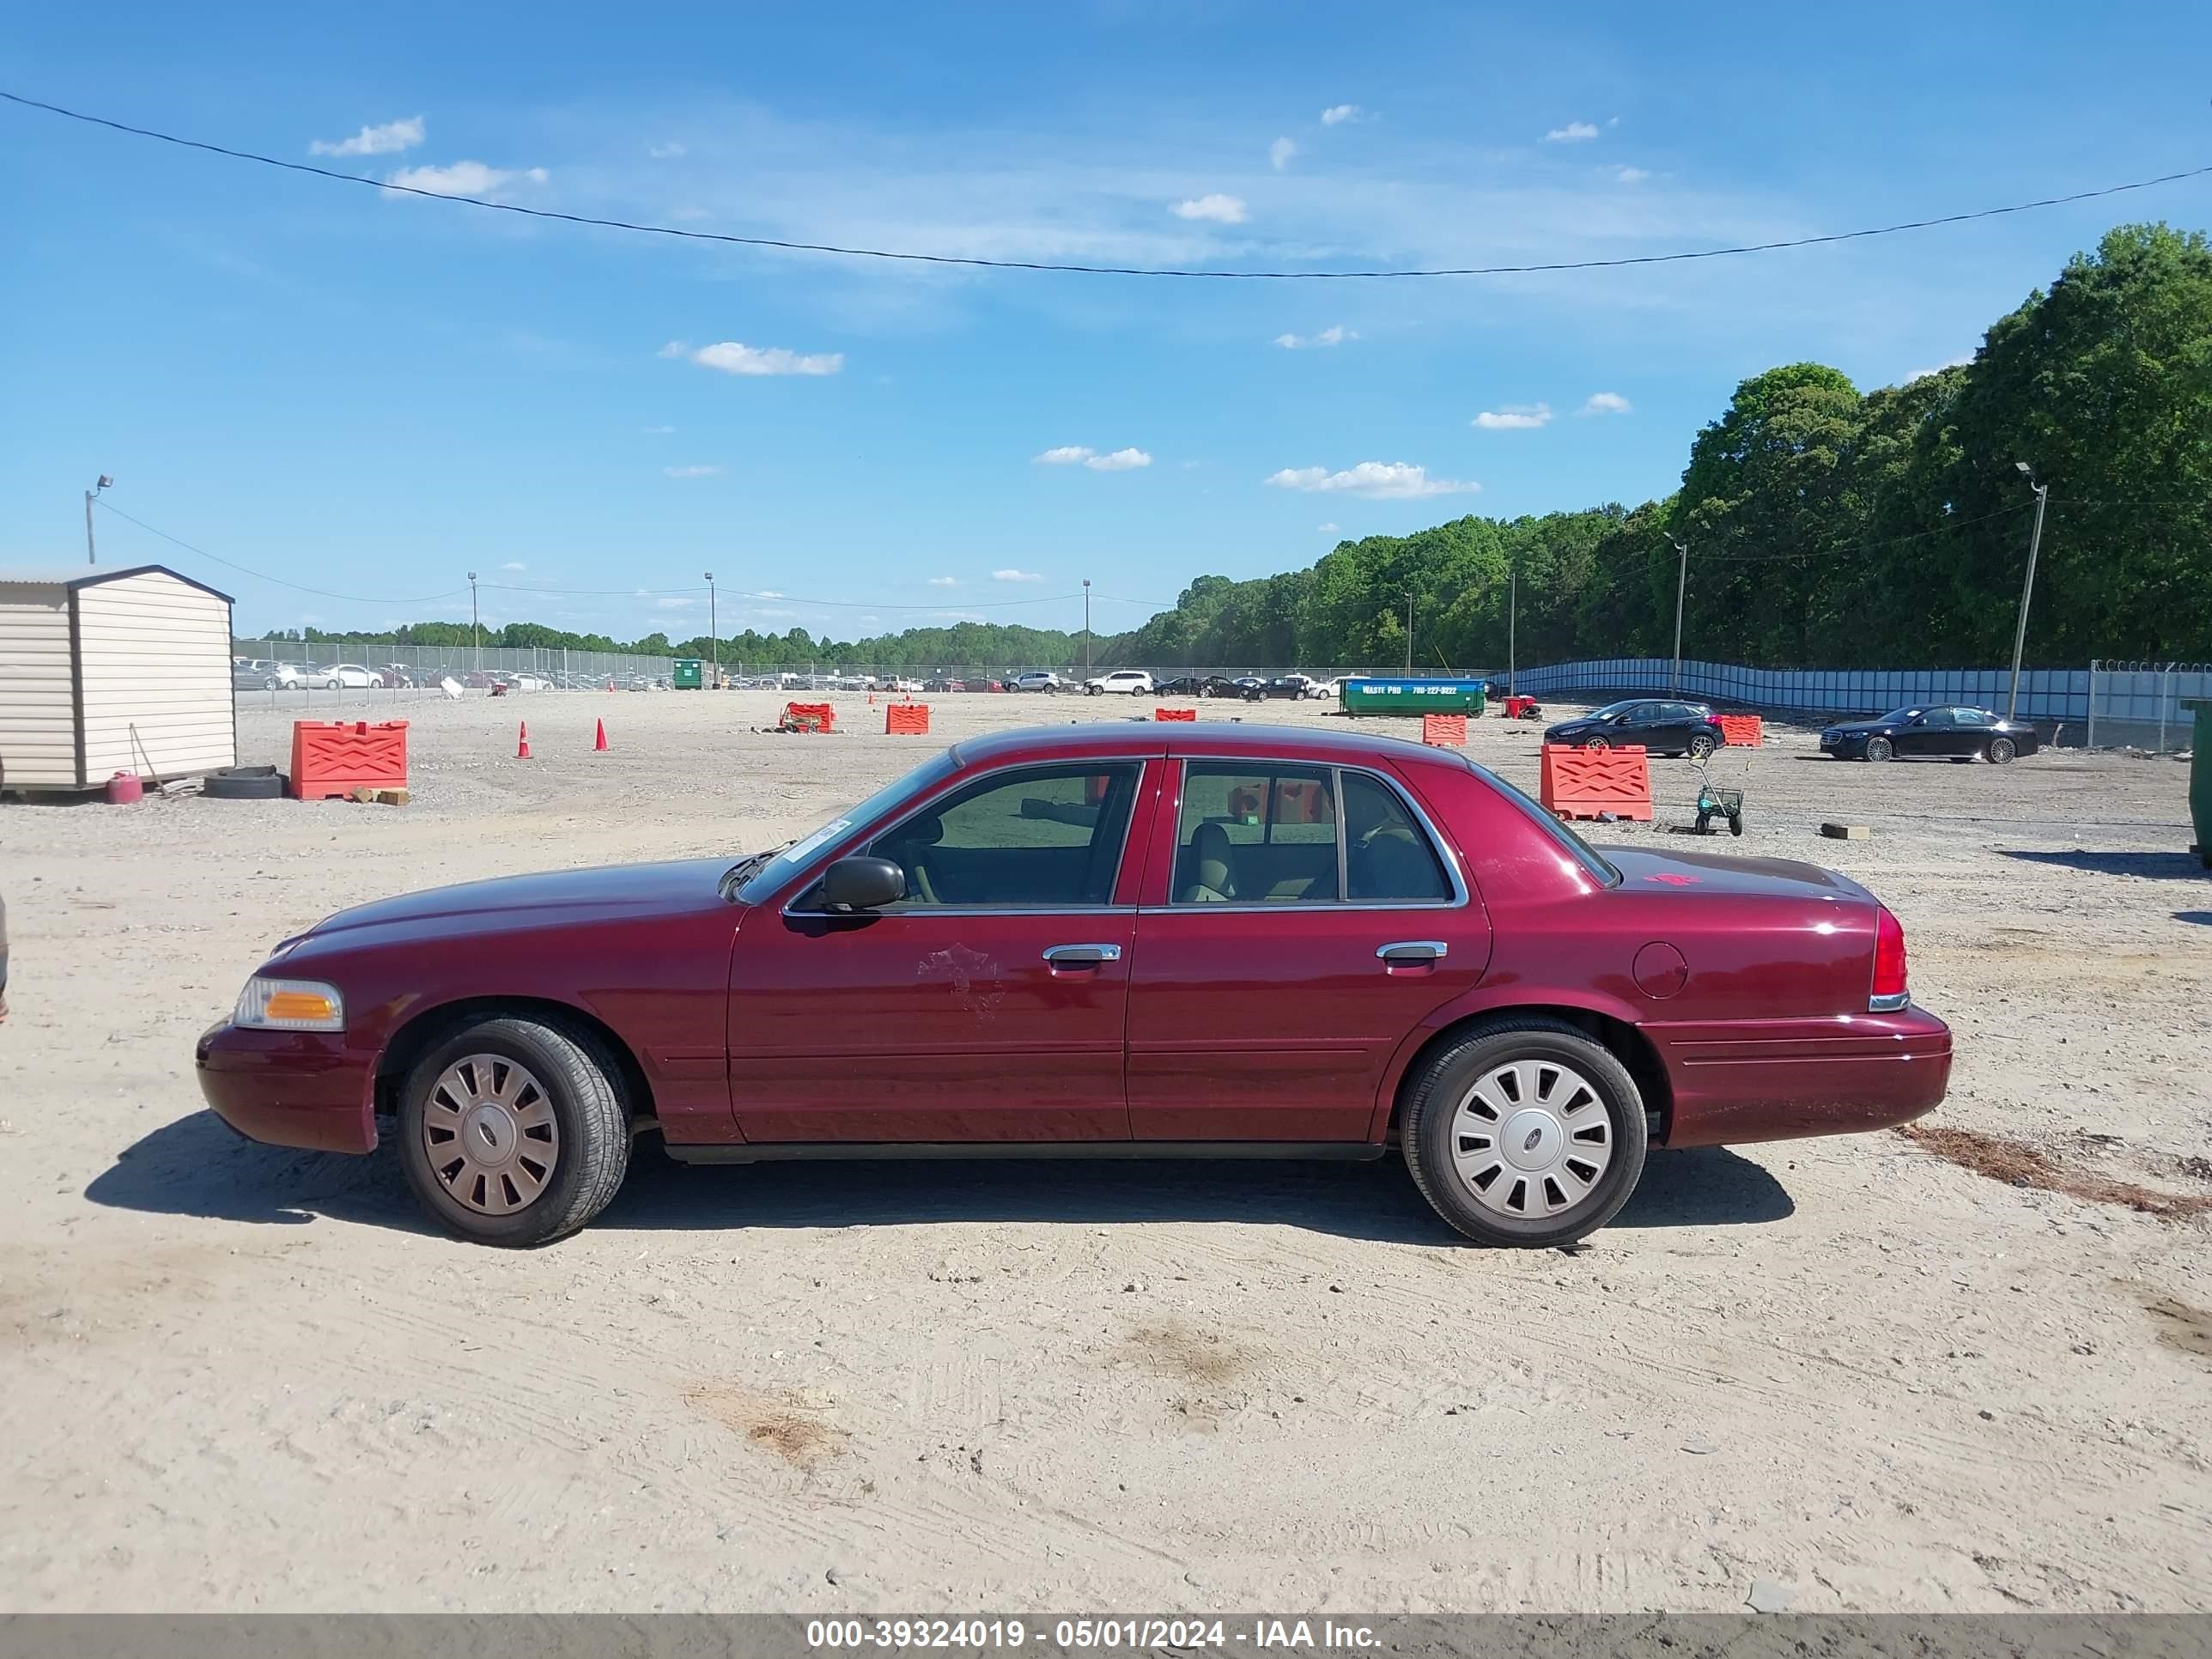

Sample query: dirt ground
[1,687,2207,1613]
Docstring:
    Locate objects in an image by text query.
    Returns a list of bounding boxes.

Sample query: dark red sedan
[198,724,1950,1248]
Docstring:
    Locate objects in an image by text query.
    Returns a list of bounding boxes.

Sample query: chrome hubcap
[1449,1059,1613,1218]
[422,1054,559,1215]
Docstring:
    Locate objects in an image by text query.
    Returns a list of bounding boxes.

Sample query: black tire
[201,766,286,800]
[1400,1017,1650,1248]
[1728,812,1744,836]
[1686,733,1717,762]
[398,1015,631,1247]
[1986,736,2016,764]
[261,677,278,690]
[1864,736,1893,763]
[1085,684,1102,696]
[1583,735,1611,750]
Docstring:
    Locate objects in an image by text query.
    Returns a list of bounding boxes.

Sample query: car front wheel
[398,1015,632,1247]
[1583,735,1611,750]
[1864,736,1893,763]
[1400,1017,1650,1248]
[1986,736,2016,764]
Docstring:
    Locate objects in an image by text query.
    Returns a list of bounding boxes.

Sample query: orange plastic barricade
[1154,707,1197,721]
[884,702,930,735]
[1539,743,1654,822]
[290,720,408,800]
[1422,714,1468,747]
[778,702,836,733]
[1717,714,1763,746]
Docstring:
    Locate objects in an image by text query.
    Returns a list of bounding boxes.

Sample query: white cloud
[1085,447,1152,471]
[1171,193,1248,224]
[1320,104,1364,125]
[683,341,845,376]
[1265,461,1479,499]
[500,561,528,572]
[1906,355,1973,381]
[1613,167,1650,184]
[647,143,686,159]
[1035,446,1093,465]
[1274,325,1354,349]
[664,464,726,477]
[1578,392,1632,416]
[1317,522,1340,534]
[1270,137,1297,171]
[656,597,696,610]
[383,161,548,198]
[1545,122,1601,143]
[310,116,424,158]
[1474,402,1553,430]
[641,423,675,434]
[992,568,1047,583]
[757,590,786,599]
[927,576,960,586]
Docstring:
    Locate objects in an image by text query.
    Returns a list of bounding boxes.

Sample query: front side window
[1170,763,1454,906]
[863,763,1139,908]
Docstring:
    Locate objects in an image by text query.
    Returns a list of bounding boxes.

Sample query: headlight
[234,976,345,1031]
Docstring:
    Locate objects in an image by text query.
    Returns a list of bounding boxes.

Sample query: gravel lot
[1,687,2207,1613]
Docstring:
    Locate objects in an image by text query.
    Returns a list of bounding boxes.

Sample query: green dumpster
[1340,677,1488,717]
[2187,700,2211,868]
[672,659,704,690]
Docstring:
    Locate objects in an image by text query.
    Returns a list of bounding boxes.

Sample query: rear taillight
[1870,905,1909,1010]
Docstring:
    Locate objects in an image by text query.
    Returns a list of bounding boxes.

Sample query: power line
[93,500,471,605]
[9,88,2209,281]
[481,579,1087,610]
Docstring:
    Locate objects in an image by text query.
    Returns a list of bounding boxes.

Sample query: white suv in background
[1084,669,1155,696]
[1011,670,1064,693]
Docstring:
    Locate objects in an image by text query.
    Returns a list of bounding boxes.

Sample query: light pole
[2007,462,2050,720]
[1507,563,1517,695]
[1404,590,1414,675]
[705,572,717,687]
[468,571,480,674]
[1082,579,1091,675]
[1669,538,1689,696]
[84,475,112,565]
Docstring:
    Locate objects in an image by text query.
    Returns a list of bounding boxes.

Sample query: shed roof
[0,563,235,605]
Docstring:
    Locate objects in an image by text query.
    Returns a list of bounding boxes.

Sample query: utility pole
[705,572,717,687]
[1669,539,1689,696]
[2007,463,2050,720]
[1404,590,1414,675]
[1082,578,1091,674]
[84,475,112,565]
[1508,565,1517,695]
[468,571,480,673]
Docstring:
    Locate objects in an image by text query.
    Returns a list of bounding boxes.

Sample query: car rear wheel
[1686,733,1717,761]
[1864,736,1893,763]
[1986,736,2016,764]
[398,1016,631,1247]
[1400,1018,1649,1248]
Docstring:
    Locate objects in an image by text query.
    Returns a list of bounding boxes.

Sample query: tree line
[264,222,2211,673]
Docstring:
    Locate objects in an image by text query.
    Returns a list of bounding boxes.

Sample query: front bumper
[196,1021,380,1154]
[1652,1004,1953,1148]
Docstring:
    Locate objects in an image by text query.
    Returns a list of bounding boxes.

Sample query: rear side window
[1170,763,1455,905]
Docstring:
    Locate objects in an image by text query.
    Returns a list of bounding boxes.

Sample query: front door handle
[1376,940,1448,966]
[1044,943,1123,967]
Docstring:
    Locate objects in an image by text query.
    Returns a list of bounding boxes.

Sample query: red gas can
[106,771,144,805]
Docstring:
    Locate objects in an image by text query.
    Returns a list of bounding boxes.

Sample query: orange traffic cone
[516,722,532,759]
[593,719,609,752]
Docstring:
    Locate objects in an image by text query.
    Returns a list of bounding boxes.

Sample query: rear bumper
[196,1022,380,1154]
[1650,1005,1952,1148]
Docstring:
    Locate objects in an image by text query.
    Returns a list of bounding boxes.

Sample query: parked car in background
[509,672,550,692]
[1311,678,1345,702]
[317,664,378,690]
[1820,706,2039,763]
[198,720,1951,1250]
[1085,669,1155,696]
[1232,676,1268,698]
[377,665,416,688]
[1012,670,1064,693]
[1543,699,1725,760]
[235,659,304,689]
[1266,674,1322,700]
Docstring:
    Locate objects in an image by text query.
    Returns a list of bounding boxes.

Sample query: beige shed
[0,564,237,793]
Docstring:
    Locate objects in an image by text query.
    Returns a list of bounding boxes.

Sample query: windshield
[1876,707,1925,723]
[1590,700,1639,720]
[1468,761,1621,887]
[732,750,960,904]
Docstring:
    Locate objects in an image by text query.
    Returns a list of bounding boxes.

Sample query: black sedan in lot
[1543,698,1726,759]
[1820,705,2039,763]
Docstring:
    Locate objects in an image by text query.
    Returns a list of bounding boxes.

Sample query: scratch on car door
[918,943,1006,1023]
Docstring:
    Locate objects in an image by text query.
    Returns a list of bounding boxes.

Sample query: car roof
[947,720,1467,772]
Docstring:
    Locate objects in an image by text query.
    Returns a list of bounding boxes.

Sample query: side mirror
[820,856,906,911]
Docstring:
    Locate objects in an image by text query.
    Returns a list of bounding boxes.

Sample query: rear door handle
[1376,940,1448,964]
[1044,943,1123,967]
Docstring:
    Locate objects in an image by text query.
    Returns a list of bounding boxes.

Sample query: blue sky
[4,0,2209,641]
